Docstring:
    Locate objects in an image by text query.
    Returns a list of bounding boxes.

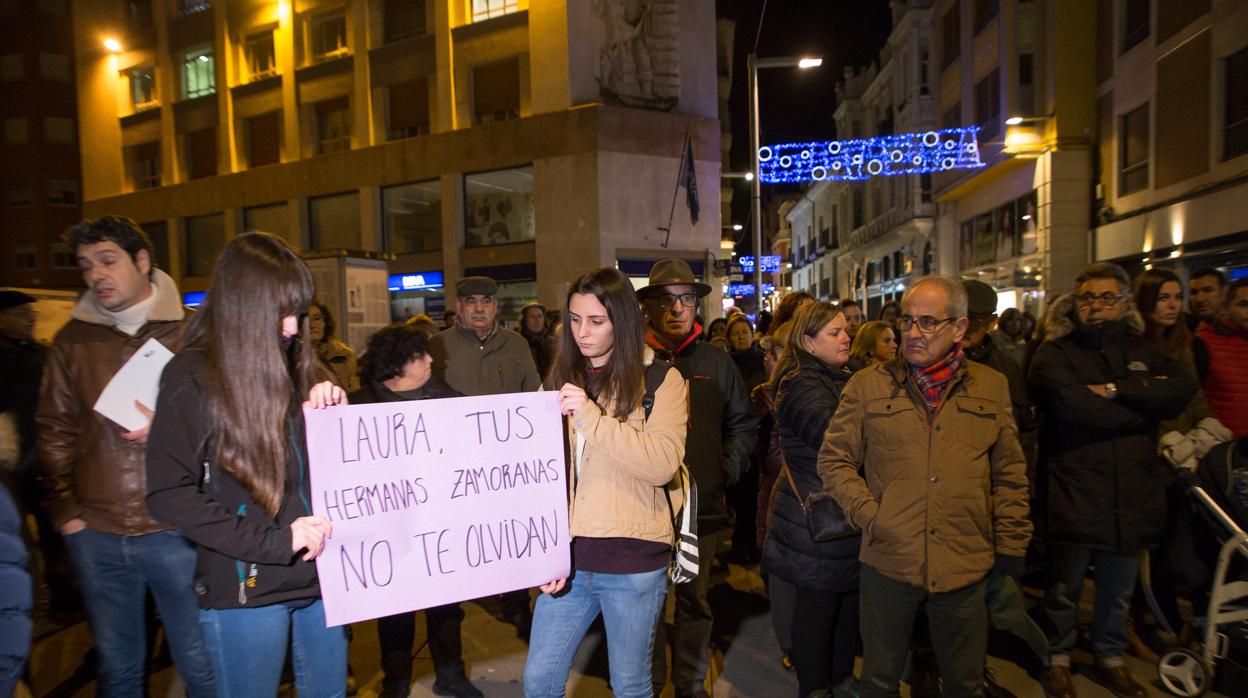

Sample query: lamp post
[748,54,821,309]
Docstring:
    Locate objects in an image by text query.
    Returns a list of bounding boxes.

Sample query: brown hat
[636,259,712,300]
[962,279,998,317]
[456,276,498,297]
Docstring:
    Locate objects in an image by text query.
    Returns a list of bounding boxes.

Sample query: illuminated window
[245,31,276,81]
[130,66,157,110]
[472,0,519,23]
[383,180,442,253]
[464,167,534,246]
[310,12,348,62]
[182,47,215,99]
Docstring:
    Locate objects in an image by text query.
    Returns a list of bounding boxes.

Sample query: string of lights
[757,126,986,183]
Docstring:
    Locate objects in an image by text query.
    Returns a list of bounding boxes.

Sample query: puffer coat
[1028,295,1198,553]
[764,351,860,592]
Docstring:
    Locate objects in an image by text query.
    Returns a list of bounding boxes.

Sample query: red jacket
[1197,321,1248,438]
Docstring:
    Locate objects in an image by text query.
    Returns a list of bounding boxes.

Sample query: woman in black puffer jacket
[765,301,860,698]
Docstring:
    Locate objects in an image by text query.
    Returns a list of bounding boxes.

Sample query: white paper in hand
[93,338,175,431]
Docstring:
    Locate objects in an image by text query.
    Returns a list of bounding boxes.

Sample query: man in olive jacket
[819,276,1031,698]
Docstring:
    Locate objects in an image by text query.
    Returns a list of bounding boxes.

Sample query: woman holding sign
[523,267,688,698]
[145,232,348,698]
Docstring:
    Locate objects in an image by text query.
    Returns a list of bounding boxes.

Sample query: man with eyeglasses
[638,258,758,698]
[1028,262,1197,698]
[819,275,1031,698]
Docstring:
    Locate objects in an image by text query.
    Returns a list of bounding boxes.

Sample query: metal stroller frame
[1155,475,1248,697]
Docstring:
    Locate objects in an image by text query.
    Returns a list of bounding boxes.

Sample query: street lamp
[749,53,821,307]
[103,37,122,53]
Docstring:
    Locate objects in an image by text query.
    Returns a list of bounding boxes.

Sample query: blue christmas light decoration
[757,126,986,184]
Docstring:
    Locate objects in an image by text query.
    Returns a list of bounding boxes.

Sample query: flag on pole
[681,135,700,225]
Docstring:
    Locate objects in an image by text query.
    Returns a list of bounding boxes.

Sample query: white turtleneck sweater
[101,284,159,336]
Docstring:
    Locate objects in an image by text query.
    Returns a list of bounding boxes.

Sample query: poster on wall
[344,261,391,356]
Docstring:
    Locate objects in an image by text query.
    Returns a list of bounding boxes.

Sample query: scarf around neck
[911,343,965,412]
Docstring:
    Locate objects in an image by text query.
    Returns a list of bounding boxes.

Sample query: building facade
[70,0,723,326]
[1091,0,1248,280]
[783,0,1099,319]
[0,0,83,290]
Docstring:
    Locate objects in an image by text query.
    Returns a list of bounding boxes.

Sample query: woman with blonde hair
[845,320,897,373]
[766,301,860,696]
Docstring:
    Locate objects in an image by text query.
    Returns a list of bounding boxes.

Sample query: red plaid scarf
[911,343,965,412]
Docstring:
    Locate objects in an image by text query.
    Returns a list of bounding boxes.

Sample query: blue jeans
[199,599,347,698]
[524,567,668,698]
[63,527,215,698]
[1044,543,1141,666]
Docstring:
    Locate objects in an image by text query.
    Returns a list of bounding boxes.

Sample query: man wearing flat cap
[640,259,758,698]
[416,276,539,698]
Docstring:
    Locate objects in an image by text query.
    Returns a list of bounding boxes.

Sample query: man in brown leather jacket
[819,276,1031,698]
[36,217,215,697]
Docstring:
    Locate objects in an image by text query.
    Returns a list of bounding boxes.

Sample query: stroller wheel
[1157,647,1211,697]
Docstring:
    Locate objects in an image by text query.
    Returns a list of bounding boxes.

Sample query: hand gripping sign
[303,392,569,627]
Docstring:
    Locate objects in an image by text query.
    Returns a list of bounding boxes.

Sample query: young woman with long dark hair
[145,233,348,697]
[523,268,688,698]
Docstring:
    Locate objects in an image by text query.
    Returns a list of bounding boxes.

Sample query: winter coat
[317,338,358,393]
[36,270,187,534]
[751,381,783,552]
[0,473,31,697]
[430,325,541,397]
[819,356,1032,593]
[647,328,759,532]
[965,337,1038,472]
[0,335,45,464]
[1027,295,1198,554]
[520,328,558,384]
[348,377,461,406]
[1195,320,1248,438]
[566,362,688,545]
[145,350,322,609]
[764,351,860,593]
[731,344,768,397]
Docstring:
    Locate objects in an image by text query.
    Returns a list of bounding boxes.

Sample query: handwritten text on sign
[303,392,569,627]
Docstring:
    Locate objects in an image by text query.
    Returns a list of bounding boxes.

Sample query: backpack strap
[642,358,673,421]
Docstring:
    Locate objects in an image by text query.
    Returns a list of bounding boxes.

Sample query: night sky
[719,0,894,232]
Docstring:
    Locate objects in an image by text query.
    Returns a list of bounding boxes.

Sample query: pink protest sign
[303,391,569,627]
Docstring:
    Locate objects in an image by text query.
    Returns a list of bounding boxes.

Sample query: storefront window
[464,167,534,247]
[383,180,441,253]
[960,191,1038,270]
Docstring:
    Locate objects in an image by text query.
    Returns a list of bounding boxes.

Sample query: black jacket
[966,336,1038,472]
[0,336,45,464]
[764,351,860,592]
[1027,298,1198,554]
[730,344,767,398]
[348,377,462,406]
[146,351,320,609]
[648,329,758,531]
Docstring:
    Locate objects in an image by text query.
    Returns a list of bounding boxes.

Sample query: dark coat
[1028,296,1198,554]
[349,377,461,406]
[0,335,45,462]
[145,351,321,609]
[764,351,860,592]
[648,329,758,531]
[0,478,31,696]
[731,344,767,397]
[966,336,1038,471]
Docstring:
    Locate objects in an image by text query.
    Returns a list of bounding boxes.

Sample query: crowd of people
[0,214,1246,698]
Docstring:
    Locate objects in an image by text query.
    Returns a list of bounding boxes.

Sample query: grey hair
[1074,262,1131,293]
[903,275,968,319]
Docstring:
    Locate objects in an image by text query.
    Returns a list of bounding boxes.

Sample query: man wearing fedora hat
[638,259,758,698]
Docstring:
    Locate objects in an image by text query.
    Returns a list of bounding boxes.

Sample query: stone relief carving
[594,0,680,111]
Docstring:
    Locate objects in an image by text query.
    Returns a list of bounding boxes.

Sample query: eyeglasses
[1075,293,1127,308]
[658,293,698,309]
[895,314,957,334]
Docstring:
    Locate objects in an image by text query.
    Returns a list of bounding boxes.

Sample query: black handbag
[782,461,859,542]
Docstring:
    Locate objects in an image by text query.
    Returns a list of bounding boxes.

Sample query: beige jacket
[567,365,688,545]
[817,358,1032,592]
